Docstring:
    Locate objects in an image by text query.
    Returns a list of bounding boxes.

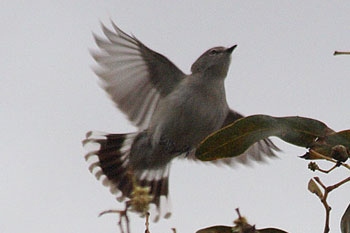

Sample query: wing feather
[92,21,185,129]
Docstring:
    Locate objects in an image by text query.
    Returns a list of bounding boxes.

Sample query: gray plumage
[84,21,280,220]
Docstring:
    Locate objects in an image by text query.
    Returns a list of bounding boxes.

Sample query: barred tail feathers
[83,131,171,220]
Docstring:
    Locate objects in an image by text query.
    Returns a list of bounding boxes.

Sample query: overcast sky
[1,1,350,233]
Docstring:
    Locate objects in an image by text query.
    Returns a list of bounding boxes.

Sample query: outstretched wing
[91,21,186,129]
[186,109,281,165]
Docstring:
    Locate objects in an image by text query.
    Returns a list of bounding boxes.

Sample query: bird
[83,21,280,220]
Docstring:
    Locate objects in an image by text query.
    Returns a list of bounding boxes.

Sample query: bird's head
[191,45,237,78]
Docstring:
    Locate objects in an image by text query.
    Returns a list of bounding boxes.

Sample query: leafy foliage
[195,209,288,233]
[196,225,288,233]
[196,224,288,233]
[196,115,349,163]
[341,203,350,233]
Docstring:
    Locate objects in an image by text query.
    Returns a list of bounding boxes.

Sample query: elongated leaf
[258,228,288,233]
[196,115,333,161]
[196,225,288,233]
[341,203,350,233]
[196,225,233,233]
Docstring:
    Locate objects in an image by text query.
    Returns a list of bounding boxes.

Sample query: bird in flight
[83,21,280,221]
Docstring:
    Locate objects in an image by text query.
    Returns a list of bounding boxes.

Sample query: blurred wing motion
[91,21,185,129]
[88,21,187,220]
[186,109,281,165]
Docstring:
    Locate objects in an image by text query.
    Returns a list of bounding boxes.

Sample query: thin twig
[317,164,338,174]
[309,150,350,170]
[125,208,130,233]
[326,176,350,193]
[314,177,327,189]
[145,212,150,233]
[312,176,350,233]
[98,209,122,217]
[98,202,131,233]
[314,177,331,233]
[334,51,350,56]
[119,212,125,233]
[235,208,242,219]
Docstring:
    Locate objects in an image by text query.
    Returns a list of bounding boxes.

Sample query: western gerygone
[84,21,280,220]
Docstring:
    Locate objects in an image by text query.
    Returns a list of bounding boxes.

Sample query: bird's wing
[91,21,186,129]
[185,109,281,166]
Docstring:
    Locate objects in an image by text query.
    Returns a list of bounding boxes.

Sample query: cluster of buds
[129,182,153,217]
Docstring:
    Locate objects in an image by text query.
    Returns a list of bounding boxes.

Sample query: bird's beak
[226,45,237,54]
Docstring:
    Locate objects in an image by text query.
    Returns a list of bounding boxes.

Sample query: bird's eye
[209,49,219,56]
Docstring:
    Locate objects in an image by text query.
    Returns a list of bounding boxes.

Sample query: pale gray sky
[1,1,350,232]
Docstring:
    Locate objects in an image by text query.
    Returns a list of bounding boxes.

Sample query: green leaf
[196,225,288,233]
[258,228,289,233]
[196,225,289,233]
[341,203,350,233]
[311,130,350,161]
[196,115,333,161]
[196,225,234,233]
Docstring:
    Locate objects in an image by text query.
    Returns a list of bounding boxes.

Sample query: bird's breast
[150,81,228,150]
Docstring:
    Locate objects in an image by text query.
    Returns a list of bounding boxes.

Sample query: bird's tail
[83,131,171,221]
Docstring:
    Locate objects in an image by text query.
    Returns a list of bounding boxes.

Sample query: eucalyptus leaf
[196,115,334,161]
[196,225,233,233]
[258,228,288,233]
[196,225,288,233]
[341,203,350,233]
